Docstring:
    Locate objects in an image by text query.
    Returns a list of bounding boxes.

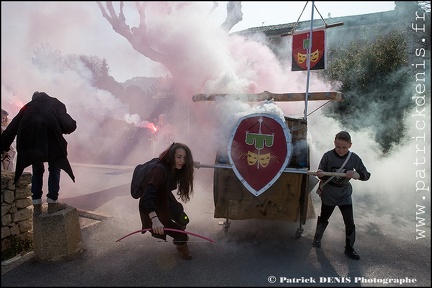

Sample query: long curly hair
[159,142,194,202]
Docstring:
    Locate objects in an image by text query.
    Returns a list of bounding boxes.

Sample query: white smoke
[1,2,429,228]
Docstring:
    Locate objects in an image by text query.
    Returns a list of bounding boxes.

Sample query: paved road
[1,164,430,287]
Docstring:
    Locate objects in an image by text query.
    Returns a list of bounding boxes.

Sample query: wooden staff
[307,171,346,177]
[308,171,360,179]
[192,91,344,102]
[193,162,359,179]
[193,162,231,169]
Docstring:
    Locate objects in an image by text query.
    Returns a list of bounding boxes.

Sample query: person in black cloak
[1,91,77,215]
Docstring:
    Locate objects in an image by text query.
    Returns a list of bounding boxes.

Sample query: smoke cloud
[1,2,430,232]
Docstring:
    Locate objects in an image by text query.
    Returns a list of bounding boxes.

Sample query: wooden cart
[193,91,343,238]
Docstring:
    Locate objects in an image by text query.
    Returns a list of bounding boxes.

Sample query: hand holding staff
[193,161,360,179]
[308,171,360,179]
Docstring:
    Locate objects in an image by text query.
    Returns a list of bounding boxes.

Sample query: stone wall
[1,171,33,254]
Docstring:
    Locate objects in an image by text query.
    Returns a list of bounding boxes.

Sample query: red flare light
[141,122,157,133]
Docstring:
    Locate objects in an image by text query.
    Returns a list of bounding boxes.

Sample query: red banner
[228,113,292,196]
[292,29,326,71]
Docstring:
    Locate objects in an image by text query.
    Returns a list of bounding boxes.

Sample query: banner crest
[292,28,326,71]
[228,113,292,196]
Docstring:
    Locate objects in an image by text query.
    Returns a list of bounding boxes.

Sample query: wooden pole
[193,162,358,178]
[307,171,346,177]
[192,91,343,102]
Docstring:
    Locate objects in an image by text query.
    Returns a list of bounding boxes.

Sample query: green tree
[321,29,412,153]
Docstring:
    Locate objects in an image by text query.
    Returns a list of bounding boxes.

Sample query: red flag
[292,29,326,71]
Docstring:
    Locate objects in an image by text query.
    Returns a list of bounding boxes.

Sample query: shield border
[227,113,292,196]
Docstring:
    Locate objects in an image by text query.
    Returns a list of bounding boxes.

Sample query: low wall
[1,172,33,254]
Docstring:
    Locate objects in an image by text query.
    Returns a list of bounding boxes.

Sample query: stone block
[33,205,83,262]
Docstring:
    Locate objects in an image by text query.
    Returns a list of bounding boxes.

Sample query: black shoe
[33,204,42,215]
[345,247,360,260]
[312,240,321,248]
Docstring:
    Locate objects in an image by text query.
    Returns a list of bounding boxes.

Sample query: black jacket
[138,163,186,240]
[0,92,77,183]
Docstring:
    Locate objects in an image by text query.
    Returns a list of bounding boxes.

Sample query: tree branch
[220,1,243,32]
[96,1,245,77]
[208,1,219,16]
[96,1,166,63]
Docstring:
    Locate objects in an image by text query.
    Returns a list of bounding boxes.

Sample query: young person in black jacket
[313,131,371,260]
[139,142,195,260]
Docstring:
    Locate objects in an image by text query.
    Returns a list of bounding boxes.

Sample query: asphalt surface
[1,163,431,287]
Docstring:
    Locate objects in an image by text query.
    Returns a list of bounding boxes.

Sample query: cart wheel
[218,219,231,233]
[295,227,304,239]
[223,219,230,233]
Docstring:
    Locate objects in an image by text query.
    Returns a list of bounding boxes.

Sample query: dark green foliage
[1,235,33,261]
[321,29,413,153]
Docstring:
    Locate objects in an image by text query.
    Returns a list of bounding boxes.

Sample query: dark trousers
[319,203,355,234]
[31,161,61,201]
[139,209,188,244]
[164,220,189,245]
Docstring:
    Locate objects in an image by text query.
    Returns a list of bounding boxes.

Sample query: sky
[1,1,429,220]
[213,1,396,33]
[121,1,395,80]
[1,2,396,83]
